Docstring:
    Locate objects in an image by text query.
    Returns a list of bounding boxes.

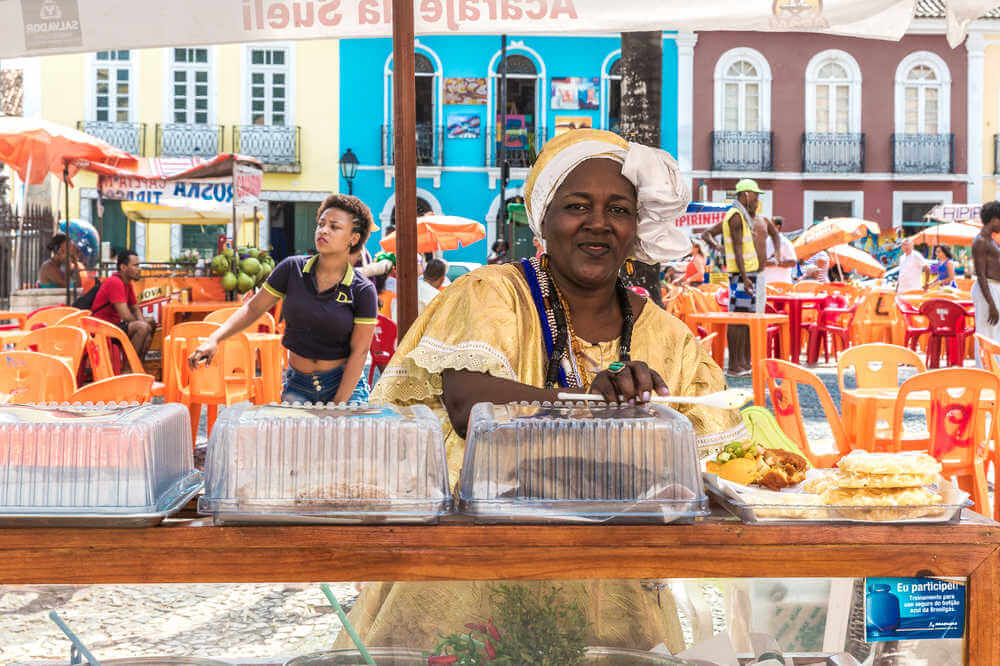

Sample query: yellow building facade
[37,40,340,262]
[980,33,1000,204]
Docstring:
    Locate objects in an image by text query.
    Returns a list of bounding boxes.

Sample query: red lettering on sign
[267,2,290,28]
[420,0,442,22]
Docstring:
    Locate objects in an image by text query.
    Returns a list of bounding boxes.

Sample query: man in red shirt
[91,250,154,369]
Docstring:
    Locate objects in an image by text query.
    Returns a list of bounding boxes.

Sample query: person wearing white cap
[701,178,782,375]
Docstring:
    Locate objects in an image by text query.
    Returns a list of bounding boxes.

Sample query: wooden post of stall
[393,0,418,339]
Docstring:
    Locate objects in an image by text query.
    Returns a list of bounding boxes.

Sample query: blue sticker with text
[864,577,965,642]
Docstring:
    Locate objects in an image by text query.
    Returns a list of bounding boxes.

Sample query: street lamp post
[339,148,359,195]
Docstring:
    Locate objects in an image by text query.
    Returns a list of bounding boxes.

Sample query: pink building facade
[690,31,970,233]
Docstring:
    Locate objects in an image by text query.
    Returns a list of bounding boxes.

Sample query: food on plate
[836,450,942,477]
[833,471,940,489]
[706,441,767,485]
[706,443,808,489]
[800,471,840,495]
[757,448,809,490]
[738,487,826,519]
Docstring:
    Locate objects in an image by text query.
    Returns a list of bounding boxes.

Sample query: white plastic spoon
[556,388,753,410]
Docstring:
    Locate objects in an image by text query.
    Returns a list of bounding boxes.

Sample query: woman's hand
[589,361,669,404]
[188,339,218,369]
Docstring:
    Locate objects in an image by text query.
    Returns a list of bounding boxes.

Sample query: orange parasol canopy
[379,215,486,254]
[826,244,885,278]
[0,117,137,186]
[793,217,880,260]
[910,221,982,247]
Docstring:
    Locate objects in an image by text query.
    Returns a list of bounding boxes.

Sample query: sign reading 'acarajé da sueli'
[0,0,934,58]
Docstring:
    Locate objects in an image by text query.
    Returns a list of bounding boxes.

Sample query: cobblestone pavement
[0,359,970,663]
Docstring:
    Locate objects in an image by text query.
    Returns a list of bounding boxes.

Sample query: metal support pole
[393,0,418,339]
[63,162,72,306]
[498,35,508,252]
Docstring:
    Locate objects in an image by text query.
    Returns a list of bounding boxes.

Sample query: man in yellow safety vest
[701,179,783,376]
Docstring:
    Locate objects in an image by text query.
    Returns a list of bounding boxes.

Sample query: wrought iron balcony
[711,131,774,171]
[380,124,444,167]
[891,133,953,174]
[802,132,865,173]
[156,123,222,158]
[232,125,300,172]
[77,121,145,156]
[487,126,546,168]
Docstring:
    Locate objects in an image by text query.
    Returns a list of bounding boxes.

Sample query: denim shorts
[281,365,370,404]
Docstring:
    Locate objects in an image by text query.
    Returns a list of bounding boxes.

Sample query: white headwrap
[524,130,692,264]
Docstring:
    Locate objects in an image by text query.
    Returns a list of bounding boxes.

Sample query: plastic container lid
[198,402,451,524]
[459,402,708,524]
[0,403,196,514]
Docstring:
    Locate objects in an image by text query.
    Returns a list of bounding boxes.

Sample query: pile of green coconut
[209,246,274,294]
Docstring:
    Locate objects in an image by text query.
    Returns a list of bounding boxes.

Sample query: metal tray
[705,477,971,525]
[0,472,203,528]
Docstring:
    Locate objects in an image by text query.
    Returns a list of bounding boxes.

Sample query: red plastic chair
[764,303,783,359]
[805,298,858,365]
[760,358,851,468]
[368,314,398,385]
[919,299,972,369]
[889,368,999,518]
[896,297,930,351]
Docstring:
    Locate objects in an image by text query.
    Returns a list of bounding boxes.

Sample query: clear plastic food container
[198,402,451,525]
[0,403,200,527]
[459,402,708,524]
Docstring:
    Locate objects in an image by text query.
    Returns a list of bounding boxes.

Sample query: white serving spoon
[556,388,753,410]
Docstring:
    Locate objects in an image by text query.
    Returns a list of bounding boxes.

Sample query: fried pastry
[836,450,942,477]
[833,471,940,489]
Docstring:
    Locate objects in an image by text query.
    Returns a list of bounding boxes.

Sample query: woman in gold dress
[338,129,747,653]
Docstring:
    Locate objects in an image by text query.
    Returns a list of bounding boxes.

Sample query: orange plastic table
[687,312,790,406]
[161,301,233,338]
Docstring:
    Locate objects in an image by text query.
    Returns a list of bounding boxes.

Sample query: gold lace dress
[337,263,746,652]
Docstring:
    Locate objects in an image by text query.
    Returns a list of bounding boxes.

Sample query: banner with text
[0,0,947,58]
[99,175,249,213]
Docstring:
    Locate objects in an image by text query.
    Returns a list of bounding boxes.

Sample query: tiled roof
[0,70,22,117]
[914,0,1000,19]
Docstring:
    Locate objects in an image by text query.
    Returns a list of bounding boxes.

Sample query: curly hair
[317,193,374,253]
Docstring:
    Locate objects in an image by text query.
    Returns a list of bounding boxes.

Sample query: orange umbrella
[379,215,486,254]
[793,217,880,260]
[910,221,982,247]
[0,117,137,186]
[826,244,885,278]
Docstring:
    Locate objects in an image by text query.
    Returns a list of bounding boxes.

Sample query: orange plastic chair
[760,358,850,468]
[168,323,252,442]
[889,368,999,518]
[204,307,276,333]
[55,310,91,327]
[852,290,903,346]
[25,306,80,330]
[70,373,155,404]
[0,311,28,330]
[792,280,824,294]
[976,334,1000,374]
[14,325,89,374]
[80,317,165,397]
[837,343,927,449]
[0,350,76,403]
[766,281,794,294]
[378,291,396,320]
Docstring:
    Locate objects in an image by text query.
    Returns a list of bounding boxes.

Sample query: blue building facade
[340,34,682,264]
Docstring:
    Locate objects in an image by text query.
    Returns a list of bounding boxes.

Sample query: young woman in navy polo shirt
[188,194,378,404]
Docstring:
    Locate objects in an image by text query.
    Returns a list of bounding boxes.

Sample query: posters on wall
[446,112,481,138]
[554,116,593,136]
[864,577,965,643]
[443,77,487,105]
[551,77,599,110]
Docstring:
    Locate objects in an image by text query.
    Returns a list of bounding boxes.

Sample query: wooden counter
[3,513,998,663]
